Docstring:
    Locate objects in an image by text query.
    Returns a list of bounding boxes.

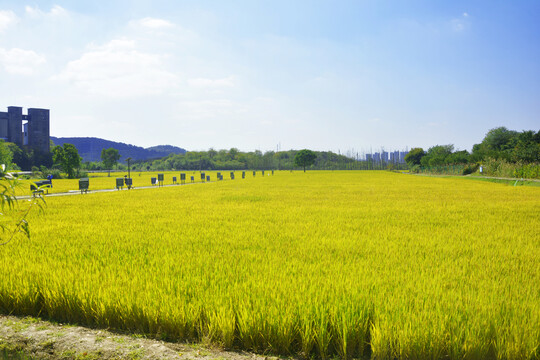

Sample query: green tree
[512,130,540,162]
[420,145,454,167]
[208,148,217,159]
[9,144,33,170]
[404,148,425,167]
[101,148,121,175]
[483,127,518,151]
[229,148,239,160]
[294,149,317,172]
[446,150,470,164]
[53,143,81,179]
[472,127,518,161]
[0,140,14,170]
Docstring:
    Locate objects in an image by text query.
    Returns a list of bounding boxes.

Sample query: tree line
[124,149,406,172]
[0,140,377,177]
[405,127,540,177]
[1,126,537,179]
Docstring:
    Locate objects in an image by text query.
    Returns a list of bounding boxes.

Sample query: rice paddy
[0,171,539,359]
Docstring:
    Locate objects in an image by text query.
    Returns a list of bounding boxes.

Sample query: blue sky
[0,1,538,154]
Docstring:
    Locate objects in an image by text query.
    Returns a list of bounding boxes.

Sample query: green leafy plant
[0,164,45,246]
[462,163,480,175]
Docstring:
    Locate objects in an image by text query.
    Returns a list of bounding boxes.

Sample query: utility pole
[126,157,132,179]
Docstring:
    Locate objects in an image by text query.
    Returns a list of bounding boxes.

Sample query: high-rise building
[0,106,50,153]
[399,151,409,163]
[381,151,389,163]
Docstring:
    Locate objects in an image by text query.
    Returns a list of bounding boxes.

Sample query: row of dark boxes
[150,170,274,186]
[31,179,90,195]
[32,170,275,194]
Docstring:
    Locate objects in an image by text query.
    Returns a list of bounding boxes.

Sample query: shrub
[76,170,89,179]
[40,168,63,179]
[481,158,540,179]
[514,164,540,179]
[462,163,479,175]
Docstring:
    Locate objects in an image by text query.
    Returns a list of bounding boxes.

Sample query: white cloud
[451,13,470,32]
[0,10,18,31]
[127,17,199,46]
[25,5,69,18]
[0,48,46,75]
[135,17,175,29]
[55,38,178,98]
[187,76,235,89]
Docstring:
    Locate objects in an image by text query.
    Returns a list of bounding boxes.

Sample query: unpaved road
[0,315,283,360]
[16,180,215,200]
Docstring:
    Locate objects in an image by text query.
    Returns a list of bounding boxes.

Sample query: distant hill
[145,145,186,155]
[50,137,186,162]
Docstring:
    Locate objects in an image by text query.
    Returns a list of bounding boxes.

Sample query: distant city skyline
[1,1,538,153]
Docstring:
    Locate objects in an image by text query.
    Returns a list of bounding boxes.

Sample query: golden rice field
[1,171,539,359]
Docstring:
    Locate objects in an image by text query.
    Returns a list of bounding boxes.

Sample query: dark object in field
[31,180,52,195]
[125,177,133,189]
[116,178,124,190]
[79,178,89,193]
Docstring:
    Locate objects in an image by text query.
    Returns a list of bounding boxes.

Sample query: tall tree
[294,149,317,172]
[472,127,518,161]
[420,145,454,167]
[229,148,239,160]
[101,148,121,174]
[512,130,540,162]
[404,148,425,167]
[53,143,81,179]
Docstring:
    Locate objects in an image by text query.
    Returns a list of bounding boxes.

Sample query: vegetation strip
[411,173,540,186]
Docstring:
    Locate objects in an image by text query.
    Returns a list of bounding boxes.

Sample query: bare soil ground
[0,315,282,360]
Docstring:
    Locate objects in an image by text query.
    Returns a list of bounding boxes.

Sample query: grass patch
[462,176,540,186]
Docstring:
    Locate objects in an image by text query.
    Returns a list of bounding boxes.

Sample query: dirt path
[0,315,281,360]
[15,180,213,200]
[465,175,540,182]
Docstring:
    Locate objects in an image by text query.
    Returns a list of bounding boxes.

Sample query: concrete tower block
[27,108,50,153]
[0,111,8,140]
[7,106,23,146]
